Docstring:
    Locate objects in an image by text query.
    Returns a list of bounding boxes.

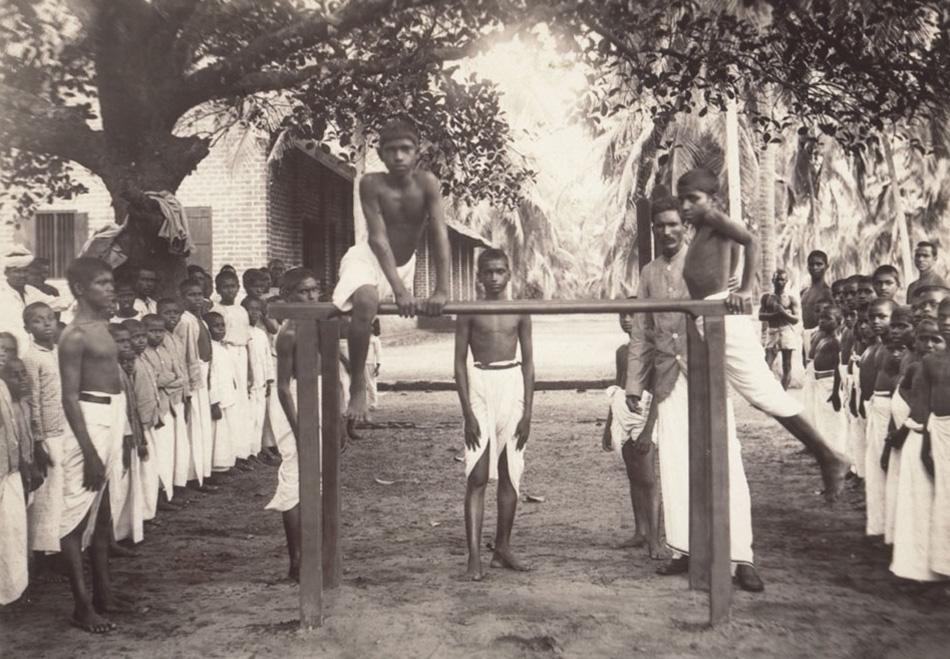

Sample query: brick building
[5,138,491,303]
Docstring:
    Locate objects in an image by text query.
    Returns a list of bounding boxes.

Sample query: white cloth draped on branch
[145,191,195,256]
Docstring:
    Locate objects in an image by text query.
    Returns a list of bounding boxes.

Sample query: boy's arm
[361,176,416,317]
[275,326,298,440]
[516,314,535,450]
[453,317,478,449]
[701,208,759,312]
[780,296,800,324]
[758,294,777,321]
[58,329,106,491]
[22,356,46,440]
[421,172,450,316]
[625,275,651,401]
[908,359,931,429]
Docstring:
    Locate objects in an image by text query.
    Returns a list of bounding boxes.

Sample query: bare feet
[345,387,370,423]
[648,540,666,560]
[465,557,484,581]
[820,453,851,502]
[109,542,138,558]
[346,418,362,440]
[617,534,647,549]
[71,608,116,634]
[490,547,531,572]
[93,593,135,614]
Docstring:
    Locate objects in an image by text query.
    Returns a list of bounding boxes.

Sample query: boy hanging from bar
[57,257,131,633]
[454,249,535,581]
[332,118,450,433]
[676,168,850,501]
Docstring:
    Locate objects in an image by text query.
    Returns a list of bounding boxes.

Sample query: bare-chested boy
[872,265,902,303]
[57,257,129,633]
[454,249,534,580]
[809,307,847,456]
[759,269,801,390]
[800,251,831,366]
[332,118,450,429]
[676,168,849,500]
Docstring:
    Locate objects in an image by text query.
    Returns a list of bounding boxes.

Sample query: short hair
[186,264,206,277]
[28,257,50,268]
[650,196,680,218]
[916,241,938,256]
[477,248,510,271]
[869,298,896,312]
[280,267,318,295]
[379,117,420,146]
[114,279,135,293]
[677,168,719,196]
[807,250,828,264]
[0,332,18,352]
[241,296,264,311]
[107,323,130,339]
[156,297,181,311]
[242,268,266,288]
[831,278,846,290]
[872,264,900,283]
[916,318,940,334]
[178,278,203,294]
[890,306,914,324]
[940,298,950,314]
[122,318,144,333]
[214,271,239,288]
[912,284,950,300]
[66,257,112,297]
[134,265,157,276]
[203,311,223,325]
[268,259,285,268]
[23,301,51,324]
[142,313,164,326]
[854,274,873,285]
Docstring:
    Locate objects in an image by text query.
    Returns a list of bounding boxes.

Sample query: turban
[2,247,33,270]
[677,169,719,196]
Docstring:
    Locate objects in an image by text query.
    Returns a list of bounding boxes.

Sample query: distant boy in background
[212,272,253,470]
[243,297,272,461]
[759,269,801,390]
[872,265,902,303]
[800,251,831,367]
[204,311,238,478]
[111,281,140,323]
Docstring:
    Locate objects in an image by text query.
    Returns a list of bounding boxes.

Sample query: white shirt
[0,282,71,356]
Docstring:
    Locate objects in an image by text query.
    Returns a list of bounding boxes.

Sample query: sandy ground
[2,388,949,658]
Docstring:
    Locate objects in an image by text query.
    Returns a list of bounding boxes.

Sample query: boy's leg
[61,511,114,633]
[91,486,133,612]
[491,449,530,572]
[464,448,490,581]
[622,440,662,558]
[281,506,301,582]
[345,285,379,422]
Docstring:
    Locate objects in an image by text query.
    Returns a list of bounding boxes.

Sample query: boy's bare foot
[617,534,647,549]
[648,540,666,560]
[109,542,138,558]
[93,592,136,614]
[490,548,531,572]
[465,557,484,581]
[71,609,116,634]
[820,454,851,502]
[345,388,370,423]
[346,418,362,440]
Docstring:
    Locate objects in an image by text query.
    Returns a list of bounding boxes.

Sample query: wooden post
[295,319,323,630]
[319,320,342,589]
[686,318,711,591]
[636,197,653,271]
[703,315,732,625]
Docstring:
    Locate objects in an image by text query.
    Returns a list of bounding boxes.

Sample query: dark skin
[114,288,137,319]
[23,306,56,473]
[855,280,876,312]
[346,137,450,424]
[908,328,949,476]
[678,187,849,500]
[205,314,227,421]
[813,313,843,410]
[873,273,901,301]
[454,257,534,580]
[760,271,799,390]
[176,286,212,362]
[801,256,831,330]
[58,268,125,633]
[274,275,321,582]
[860,302,894,404]
[135,270,157,303]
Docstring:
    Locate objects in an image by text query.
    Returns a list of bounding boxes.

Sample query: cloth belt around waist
[474,361,521,370]
[814,370,835,380]
[872,391,893,398]
[79,392,112,405]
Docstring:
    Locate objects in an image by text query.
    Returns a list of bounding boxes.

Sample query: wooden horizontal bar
[269,298,729,320]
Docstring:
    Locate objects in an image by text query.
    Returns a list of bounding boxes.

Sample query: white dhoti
[28,431,66,553]
[604,386,654,460]
[266,378,320,512]
[812,372,848,456]
[196,362,213,479]
[331,242,416,313]
[464,362,526,494]
[655,373,754,563]
[140,428,160,520]
[212,406,236,471]
[889,398,942,581]
[154,413,176,496]
[226,344,252,459]
[248,387,266,456]
[59,393,125,550]
[171,401,195,487]
[884,394,909,545]
[111,450,144,544]
[930,415,950,576]
[864,393,891,536]
[0,472,28,605]
[802,362,816,426]
[701,293,802,418]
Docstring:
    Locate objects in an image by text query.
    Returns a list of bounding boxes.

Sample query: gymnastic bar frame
[269,298,732,630]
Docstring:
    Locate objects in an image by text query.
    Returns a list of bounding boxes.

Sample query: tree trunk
[351,120,369,244]
[756,133,777,287]
[883,135,913,284]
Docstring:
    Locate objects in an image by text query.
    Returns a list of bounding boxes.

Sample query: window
[33,211,85,278]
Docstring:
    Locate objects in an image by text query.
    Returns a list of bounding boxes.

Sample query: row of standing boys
[798,246,950,587]
[0,259,382,611]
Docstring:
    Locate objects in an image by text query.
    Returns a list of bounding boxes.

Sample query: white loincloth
[812,372,848,456]
[848,364,866,477]
[331,242,417,313]
[604,386,654,460]
[464,361,526,494]
[172,401,196,488]
[700,292,802,418]
[59,393,126,550]
[28,431,67,553]
[884,393,909,545]
[802,327,816,364]
[153,413,176,497]
[0,472,27,605]
[111,449,144,544]
[654,372,754,563]
[196,361,213,479]
[802,362,816,426]
[248,387,266,456]
[890,427,943,581]
[211,406,236,471]
[930,414,950,576]
[226,344,252,459]
[140,428,159,520]
[864,393,892,536]
[266,378,321,512]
